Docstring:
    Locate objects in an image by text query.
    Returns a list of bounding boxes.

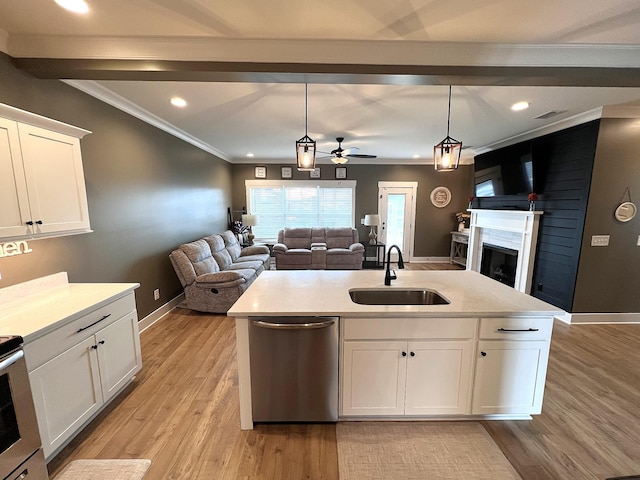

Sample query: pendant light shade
[296,84,316,171]
[434,86,462,172]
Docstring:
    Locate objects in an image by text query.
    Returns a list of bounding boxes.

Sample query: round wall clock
[430,186,452,208]
[614,201,637,222]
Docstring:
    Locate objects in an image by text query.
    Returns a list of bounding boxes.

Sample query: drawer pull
[497,327,539,333]
[77,313,111,333]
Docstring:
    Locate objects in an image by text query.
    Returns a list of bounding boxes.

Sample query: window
[245,180,356,241]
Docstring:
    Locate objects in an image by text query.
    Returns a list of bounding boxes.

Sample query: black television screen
[474,144,534,197]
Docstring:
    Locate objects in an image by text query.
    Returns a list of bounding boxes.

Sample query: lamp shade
[363,214,380,227]
[296,135,316,171]
[241,214,257,227]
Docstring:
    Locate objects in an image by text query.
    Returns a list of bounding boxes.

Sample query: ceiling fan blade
[346,154,377,159]
[341,147,360,155]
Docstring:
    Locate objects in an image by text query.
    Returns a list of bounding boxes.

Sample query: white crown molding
[474,108,604,154]
[0,101,91,137]
[8,36,640,69]
[63,79,231,161]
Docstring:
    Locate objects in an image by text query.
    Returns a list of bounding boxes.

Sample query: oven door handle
[0,349,24,371]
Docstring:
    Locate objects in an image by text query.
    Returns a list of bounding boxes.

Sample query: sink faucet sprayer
[384,245,405,286]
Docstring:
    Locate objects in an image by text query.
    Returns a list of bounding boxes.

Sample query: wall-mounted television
[474,143,545,197]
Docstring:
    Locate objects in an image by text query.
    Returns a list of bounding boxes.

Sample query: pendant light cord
[305,83,308,136]
[446,85,452,137]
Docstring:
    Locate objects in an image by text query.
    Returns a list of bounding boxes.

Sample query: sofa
[169,230,271,313]
[273,227,364,270]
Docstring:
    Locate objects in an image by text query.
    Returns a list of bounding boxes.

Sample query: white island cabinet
[228,270,563,430]
[341,317,475,416]
[0,273,141,460]
[0,103,92,241]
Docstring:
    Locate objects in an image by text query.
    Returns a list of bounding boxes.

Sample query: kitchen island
[228,270,563,429]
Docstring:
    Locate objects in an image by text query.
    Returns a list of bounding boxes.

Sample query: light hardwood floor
[48,264,640,480]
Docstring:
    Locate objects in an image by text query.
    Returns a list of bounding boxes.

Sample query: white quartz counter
[0,273,139,342]
[227,270,563,318]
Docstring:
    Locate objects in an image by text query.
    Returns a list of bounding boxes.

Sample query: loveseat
[169,230,271,313]
[273,227,364,270]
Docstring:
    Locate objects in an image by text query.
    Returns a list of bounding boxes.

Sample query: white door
[29,336,103,459]
[342,341,407,416]
[378,182,417,261]
[404,340,474,415]
[472,340,549,415]
[96,312,143,402]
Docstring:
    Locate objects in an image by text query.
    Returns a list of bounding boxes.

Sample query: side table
[450,231,469,267]
[362,242,385,269]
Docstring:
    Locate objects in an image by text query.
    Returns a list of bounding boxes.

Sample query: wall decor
[254,166,266,178]
[614,188,636,222]
[615,202,637,222]
[0,240,33,258]
[335,167,347,179]
[430,186,452,208]
[309,167,321,179]
[281,166,292,179]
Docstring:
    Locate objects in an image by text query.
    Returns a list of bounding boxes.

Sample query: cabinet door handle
[481,351,487,357]
[410,352,415,357]
[77,314,111,333]
[91,345,98,350]
[98,340,105,345]
[26,221,34,226]
[35,220,43,225]
[497,328,539,333]
[402,351,407,357]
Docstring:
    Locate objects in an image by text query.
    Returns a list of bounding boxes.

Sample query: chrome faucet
[384,245,405,286]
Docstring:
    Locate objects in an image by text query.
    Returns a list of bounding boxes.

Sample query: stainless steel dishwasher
[249,316,339,422]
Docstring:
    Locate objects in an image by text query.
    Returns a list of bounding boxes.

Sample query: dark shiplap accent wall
[472,121,600,311]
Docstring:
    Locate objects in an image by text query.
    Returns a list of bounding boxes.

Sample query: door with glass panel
[378,182,417,262]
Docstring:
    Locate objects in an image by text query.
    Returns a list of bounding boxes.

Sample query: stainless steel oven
[0,336,48,480]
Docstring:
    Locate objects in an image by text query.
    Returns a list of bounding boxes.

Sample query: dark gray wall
[231,163,474,257]
[0,54,232,318]
[573,117,640,313]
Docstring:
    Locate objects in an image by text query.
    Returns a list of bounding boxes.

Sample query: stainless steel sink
[349,288,450,305]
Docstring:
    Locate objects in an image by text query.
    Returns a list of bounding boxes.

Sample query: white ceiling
[1,0,640,164]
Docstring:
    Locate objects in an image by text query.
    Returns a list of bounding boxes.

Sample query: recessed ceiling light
[54,0,90,14]
[246,153,254,158]
[511,101,530,112]
[170,97,187,108]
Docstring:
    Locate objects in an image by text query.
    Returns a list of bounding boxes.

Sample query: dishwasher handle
[251,318,336,330]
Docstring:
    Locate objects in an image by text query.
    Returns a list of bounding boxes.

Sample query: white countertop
[0,273,139,342]
[227,270,563,318]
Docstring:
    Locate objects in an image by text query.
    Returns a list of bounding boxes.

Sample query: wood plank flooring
[47,264,640,480]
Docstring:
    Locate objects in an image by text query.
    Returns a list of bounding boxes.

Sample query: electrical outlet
[590,235,610,247]
[153,289,160,300]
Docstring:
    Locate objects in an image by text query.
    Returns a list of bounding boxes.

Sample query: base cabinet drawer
[28,311,142,460]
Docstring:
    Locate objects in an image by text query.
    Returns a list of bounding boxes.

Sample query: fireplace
[467,209,542,293]
[480,244,518,287]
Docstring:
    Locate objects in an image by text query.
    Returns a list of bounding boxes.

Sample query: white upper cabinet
[0,103,92,240]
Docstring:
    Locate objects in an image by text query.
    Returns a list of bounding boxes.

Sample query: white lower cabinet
[341,316,476,417]
[26,296,141,460]
[471,317,553,415]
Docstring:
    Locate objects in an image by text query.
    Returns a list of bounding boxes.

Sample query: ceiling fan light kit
[434,86,462,172]
[296,83,317,171]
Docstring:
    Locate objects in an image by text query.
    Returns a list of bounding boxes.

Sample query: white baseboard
[565,312,640,324]
[410,256,451,263]
[138,293,185,333]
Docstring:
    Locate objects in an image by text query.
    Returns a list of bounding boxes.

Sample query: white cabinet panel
[96,312,142,402]
[405,340,473,415]
[342,341,406,416]
[0,117,30,238]
[30,336,102,458]
[472,340,550,415]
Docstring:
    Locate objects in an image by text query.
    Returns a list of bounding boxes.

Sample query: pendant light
[434,86,462,172]
[296,83,316,171]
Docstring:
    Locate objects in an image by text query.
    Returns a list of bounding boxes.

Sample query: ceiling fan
[319,137,378,164]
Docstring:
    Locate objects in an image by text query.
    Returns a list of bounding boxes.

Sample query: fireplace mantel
[466,209,543,294]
